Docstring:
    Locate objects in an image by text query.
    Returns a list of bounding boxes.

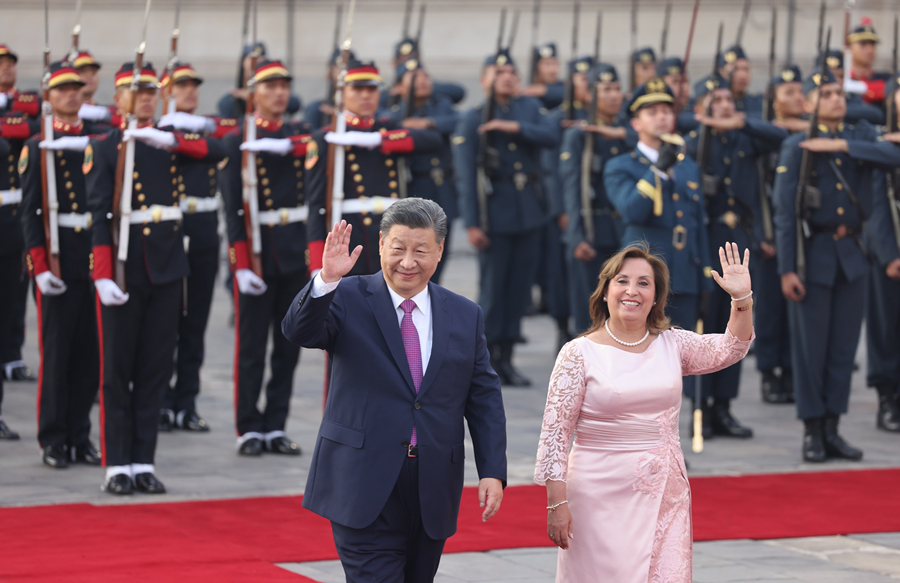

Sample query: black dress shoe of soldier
[42,445,68,469]
[761,371,790,404]
[710,399,753,438]
[0,419,20,440]
[876,385,900,433]
[802,418,826,463]
[176,410,210,432]
[498,342,531,387]
[823,415,863,461]
[159,409,173,432]
[238,437,263,456]
[103,474,134,495]
[267,436,302,455]
[134,472,166,494]
[8,365,37,381]
[71,442,102,465]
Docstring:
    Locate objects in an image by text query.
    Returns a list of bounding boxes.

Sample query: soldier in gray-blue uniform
[687,72,788,438]
[865,76,900,433]
[773,69,900,462]
[381,38,465,111]
[454,49,558,386]
[658,57,698,135]
[630,47,658,95]
[604,77,714,422]
[521,42,565,111]
[304,48,357,131]
[217,43,301,121]
[818,50,885,126]
[388,60,460,283]
[559,63,628,333]
[718,45,763,119]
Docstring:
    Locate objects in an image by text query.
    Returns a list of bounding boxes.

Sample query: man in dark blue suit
[282,198,507,583]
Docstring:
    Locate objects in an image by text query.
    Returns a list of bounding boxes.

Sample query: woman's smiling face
[606,257,656,325]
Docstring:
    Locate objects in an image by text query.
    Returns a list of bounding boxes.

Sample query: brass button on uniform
[265,199,274,207]
[837,206,845,215]
[728,197,735,206]
[385,159,393,167]
[672,194,680,201]
[354,174,363,182]
[389,170,397,178]
[350,163,360,171]
[135,183,142,191]
[356,185,365,193]
[64,171,70,178]
[71,202,78,210]
[724,157,731,165]
[363,217,373,225]
[261,177,269,186]
[259,167,266,175]
[724,177,732,185]
[178,184,186,192]
[389,181,398,188]
[431,157,440,165]
[294,159,301,167]
[508,143,517,151]
[676,210,684,218]
[138,194,146,202]
[264,188,271,195]
[348,153,356,161]
[256,156,263,165]
[208,168,215,176]
[297,182,303,188]
[172,178,178,185]
[514,162,522,170]
[170,166,176,173]
[65,181,73,189]
[836,183,843,190]
[140,205,148,211]
[69,192,76,200]
[836,158,842,166]
[143,227,151,236]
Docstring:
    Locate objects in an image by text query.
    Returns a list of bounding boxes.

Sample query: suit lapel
[418,282,448,398]
[365,274,416,394]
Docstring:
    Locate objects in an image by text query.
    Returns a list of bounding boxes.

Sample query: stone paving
[1,224,899,580]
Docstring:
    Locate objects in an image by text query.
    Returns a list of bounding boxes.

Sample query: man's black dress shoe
[802,418,827,463]
[876,385,900,432]
[42,445,68,469]
[103,474,134,495]
[710,399,753,438]
[134,472,166,494]
[823,415,863,461]
[176,410,210,432]
[238,437,263,456]
[267,436,302,455]
[0,419,20,440]
[70,442,102,465]
[6,365,36,381]
[158,409,174,432]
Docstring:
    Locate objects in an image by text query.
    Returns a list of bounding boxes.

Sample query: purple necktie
[400,299,422,446]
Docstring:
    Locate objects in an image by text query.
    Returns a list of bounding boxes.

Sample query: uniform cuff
[307,240,324,273]
[211,117,239,139]
[12,96,39,118]
[290,134,313,157]
[229,240,251,272]
[28,246,49,276]
[0,120,32,140]
[92,245,113,281]
[379,129,415,155]
[170,134,209,159]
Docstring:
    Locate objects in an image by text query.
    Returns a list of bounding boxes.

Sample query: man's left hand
[886,258,900,280]
[478,119,520,135]
[694,112,746,132]
[478,477,503,522]
[401,117,434,130]
[799,138,848,153]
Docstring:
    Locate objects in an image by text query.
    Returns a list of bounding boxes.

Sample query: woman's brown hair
[582,242,672,336]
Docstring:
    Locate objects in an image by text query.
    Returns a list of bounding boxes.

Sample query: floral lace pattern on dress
[534,341,586,485]
[648,452,692,583]
[632,406,681,498]
[669,327,753,377]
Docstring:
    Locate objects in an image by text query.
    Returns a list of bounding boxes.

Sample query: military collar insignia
[53,119,83,135]
[255,114,283,131]
[344,113,374,129]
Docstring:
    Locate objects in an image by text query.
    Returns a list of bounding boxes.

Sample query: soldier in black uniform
[157,63,236,433]
[453,49,558,386]
[86,62,225,494]
[306,58,442,277]
[217,43,301,121]
[19,62,102,468]
[388,60,460,283]
[222,59,315,457]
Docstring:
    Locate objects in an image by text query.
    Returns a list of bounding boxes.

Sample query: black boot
[802,418,826,462]
[497,342,531,387]
[875,385,900,433]
[489,343,506,383]
[822,414,863,460]
[690,400,714,440]
[710,398,753,438]
[555,317,573,351]
[781,369,796,403]
[761,370,790,404]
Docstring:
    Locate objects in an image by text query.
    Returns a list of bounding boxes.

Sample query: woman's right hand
[547,504,574,549]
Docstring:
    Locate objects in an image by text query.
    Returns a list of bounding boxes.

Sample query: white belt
[179,196,220,214]
[0,189,22,206]
[57,212,92,229]
[341,196,398,215]
[128,205,184,224]
[258,206,309,226]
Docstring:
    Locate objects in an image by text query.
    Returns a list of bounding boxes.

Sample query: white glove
[324,131,383,150]
[235,268,267,296]
[78,103,111,122]
[239,138,293,155]
[844,79,868,96]
[35,271,67,296]
[158,112,210,133]
[38,136,90,151]
[124,127,177,150]
[0,93,7,109]
[95,278,130,306]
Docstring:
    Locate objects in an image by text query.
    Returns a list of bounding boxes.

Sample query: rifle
[885,16,900,253]
[580,12,602,247]
[758,6,777,244]
[236,0,251,91]
[401,0,414,40]
[163,0,181,115]
[683,0,701,70]
[843,1,856,91]
[112,0,153,292]
[325,0,358,228]
[660,3,671,60]
[735,0,751,46]
[696,23,723,199]
[40,0,60,279]
[69,0,83,61]
[528,0,541,85]
[397,4,426,200]
[240,0,263,278]
[325,3,343,107]
[795,27,832,284]
[563,1,580,122]
[629,0,637,92]
[816,1,826,57]
[475,8,507,232]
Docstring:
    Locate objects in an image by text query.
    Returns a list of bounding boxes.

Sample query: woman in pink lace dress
[534,242,754,583]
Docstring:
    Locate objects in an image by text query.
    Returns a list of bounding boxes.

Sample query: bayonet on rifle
[40,0,61,278]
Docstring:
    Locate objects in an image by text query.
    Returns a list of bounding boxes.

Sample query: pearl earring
[603,296,607,301]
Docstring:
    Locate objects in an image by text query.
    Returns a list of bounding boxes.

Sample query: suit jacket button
[402,441,409,447]
[414,402,421,410]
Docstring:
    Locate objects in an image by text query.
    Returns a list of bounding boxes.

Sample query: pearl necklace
[605,320,650,347]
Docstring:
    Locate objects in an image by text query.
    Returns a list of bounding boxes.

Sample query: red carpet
[2,468,899,582]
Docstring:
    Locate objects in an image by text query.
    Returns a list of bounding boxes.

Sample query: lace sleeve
[534,340,587,485]
[669,327,755,376]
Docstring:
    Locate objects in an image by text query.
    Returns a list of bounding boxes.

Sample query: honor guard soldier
[631,48,658,93]
[718,45,763,119]
[558,63,628,333]
[521,42,565,110]
[756,65,805,404]
[383,37,466,110]
[388,60,460,283]
[604,78,713,413]
[772,69,900,463]
[453,49,559,386]
[157,63,235,433]
[71,51,101,107]
[218,44,301,121]
[304,49,357,131]
[687,72,788,438]
[20,62,102,468]
[86,62,226,494]
[864,76,900,433]
[0,44,40,119]
[846,18,891,107]
[222,58,315,457]
[818,50,885,126]
[307,58,443,277]
[658,57,698,135]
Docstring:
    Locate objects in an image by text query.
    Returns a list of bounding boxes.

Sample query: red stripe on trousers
[232,275,241,437]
